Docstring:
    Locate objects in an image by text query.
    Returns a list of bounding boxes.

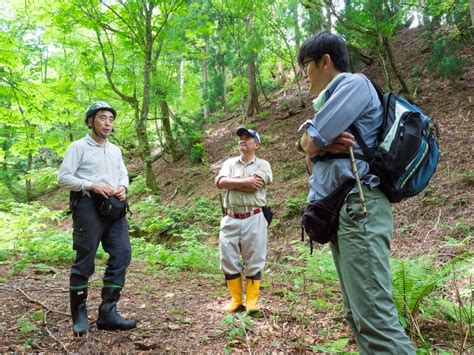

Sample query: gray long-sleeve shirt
[304,73,383,201]
[57,134,129,192]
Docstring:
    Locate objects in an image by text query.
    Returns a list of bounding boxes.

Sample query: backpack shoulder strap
[362,74,384,105]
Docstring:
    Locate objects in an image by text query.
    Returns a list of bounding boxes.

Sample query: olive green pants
[331,186,415,354]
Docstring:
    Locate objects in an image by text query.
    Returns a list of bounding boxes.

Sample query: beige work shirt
[215,156,272,209]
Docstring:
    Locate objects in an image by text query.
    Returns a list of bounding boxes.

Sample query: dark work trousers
[70,194,131,288]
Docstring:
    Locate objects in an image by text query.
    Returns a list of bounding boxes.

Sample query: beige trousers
[219,212,267,277]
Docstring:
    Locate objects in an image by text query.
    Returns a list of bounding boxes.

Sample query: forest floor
[0,27,473,353]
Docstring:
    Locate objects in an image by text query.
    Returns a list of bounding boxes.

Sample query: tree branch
[100,0,139,40]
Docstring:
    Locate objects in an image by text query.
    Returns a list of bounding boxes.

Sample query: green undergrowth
[268,240,472,352]
[0,197,221,282]
[0,202,80,275]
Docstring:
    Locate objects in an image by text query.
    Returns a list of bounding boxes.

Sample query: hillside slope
[5,27,471,353]
[154,27,473,260]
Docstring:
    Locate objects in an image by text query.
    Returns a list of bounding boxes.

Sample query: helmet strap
[90,117,107,140]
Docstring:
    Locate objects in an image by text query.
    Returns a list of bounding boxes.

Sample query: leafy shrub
[428,37,469,78]
[190,142,207,164]
[0,202,101,271]
[128,175,149,196]
[132,228,219,273]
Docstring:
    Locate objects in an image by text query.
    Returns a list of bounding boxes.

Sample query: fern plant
[391,257,451,327]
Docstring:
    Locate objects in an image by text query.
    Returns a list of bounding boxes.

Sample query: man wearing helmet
[58,101,136,336]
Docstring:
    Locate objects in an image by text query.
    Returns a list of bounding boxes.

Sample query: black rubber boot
[96,287,137,330]
[70,289,90,336]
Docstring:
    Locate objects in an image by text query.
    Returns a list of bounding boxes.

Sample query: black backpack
[353,79,440,203]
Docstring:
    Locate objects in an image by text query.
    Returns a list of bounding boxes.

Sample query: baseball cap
[236,128,261,143]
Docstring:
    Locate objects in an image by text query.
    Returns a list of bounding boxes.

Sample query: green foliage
[128,195,221,273]
[458,169,474,184]
[130,195,221,240]
[128,175,150,197]
[223,314,254,342]
[442,218,473,240]
[281,163,306,181]
[391,257,453,327]
[312,338,349,353]
[132,230,219,274]
[428,37,469,78]
[23,167,58,196]
[174,113,208,164]
[283,193,306,219]
[190,142,207,164]
[0,202,75,267]
[287,242,338,288]
[16,310,42,348]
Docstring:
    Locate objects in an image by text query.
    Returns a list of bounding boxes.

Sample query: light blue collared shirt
[303,73,383,201]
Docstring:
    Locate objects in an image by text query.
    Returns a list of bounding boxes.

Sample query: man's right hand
[323,131,356,154]
[91,183,114,198]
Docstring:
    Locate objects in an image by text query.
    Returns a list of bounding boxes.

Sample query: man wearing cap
[215,128,272,314]
[58,101,136,336]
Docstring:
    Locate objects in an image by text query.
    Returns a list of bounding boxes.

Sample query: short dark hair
[298,31,350,72]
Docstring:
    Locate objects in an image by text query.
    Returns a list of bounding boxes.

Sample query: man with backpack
[215,128,272,315]
[297,32,415,353]
[58,102,136,336]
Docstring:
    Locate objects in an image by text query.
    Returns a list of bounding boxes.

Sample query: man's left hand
[113,186,127,201]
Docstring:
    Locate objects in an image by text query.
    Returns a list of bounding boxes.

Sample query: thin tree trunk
[134,107,158,193]
[158,88,182,162]
[277,56,286,83]
[179,56,185,99]
[323,0,332,31]
[246,57,260,117]
[293,2,301,51]
[470,0,474,27]
[139,2,159,193]
[26,152,33,201]
[306,0,323,34]
[246,16,260,117]
[202,41,209,121]
[383,36,412,98]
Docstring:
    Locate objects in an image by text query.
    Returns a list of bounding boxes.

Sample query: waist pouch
[89,192,127,221]
[262,206,273,226]
[301,179,355,253]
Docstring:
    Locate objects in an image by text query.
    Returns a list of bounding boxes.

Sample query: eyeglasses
[301,59,314,75]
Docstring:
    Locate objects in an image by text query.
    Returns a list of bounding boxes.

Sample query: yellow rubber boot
[245,278,261,314]
[224,278,243,313]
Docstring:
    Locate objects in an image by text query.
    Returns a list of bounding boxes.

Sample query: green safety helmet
[84,101,116,125]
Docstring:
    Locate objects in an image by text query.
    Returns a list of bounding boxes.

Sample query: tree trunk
[158,88,182,162]
[323,0,332,31]
[470,0,474,27]
[179,55,185,100]
[134,107,158,193]
[140,3,159,194]
[246,16,260,117]
[305,0,323,34]
[202,40,209,122]
[246,56,260,117]
[277,56,286,83]
[221,65,227,111]
[26,152,33,202]
[293,2,301,51]
[383,37,412,98]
